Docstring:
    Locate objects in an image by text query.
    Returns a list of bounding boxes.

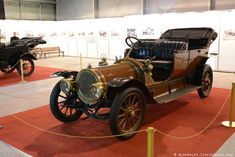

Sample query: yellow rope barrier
[0,89,229,157]
[7,91,229,141]
[0,88,231,157]
[222,83,235,127]
[12,114,145,139]
[154,92,230,139]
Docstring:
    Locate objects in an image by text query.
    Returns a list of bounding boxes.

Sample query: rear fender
[20,53,37,60]
[51,71,78,79]
[107,77,153,103]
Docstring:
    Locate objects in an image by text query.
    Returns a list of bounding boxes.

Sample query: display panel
[218,11,235,72]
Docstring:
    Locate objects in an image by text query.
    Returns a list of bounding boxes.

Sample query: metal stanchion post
[147,127,155,157]
[20,59,25,83]
[222,83,235,127]
[80,53,83,70]
[0,125,3,129]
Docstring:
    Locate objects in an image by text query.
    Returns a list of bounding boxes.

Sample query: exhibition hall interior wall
[0,9,235,72]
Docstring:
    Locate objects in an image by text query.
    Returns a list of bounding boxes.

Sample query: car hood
[89,58,144,84]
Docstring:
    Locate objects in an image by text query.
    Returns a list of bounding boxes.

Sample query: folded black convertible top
[160,27,217,41]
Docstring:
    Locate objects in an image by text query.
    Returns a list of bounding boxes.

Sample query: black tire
[197,64,213,98]
[109,87,146,140]
[16,57,35,77]
[1,67,15,74]
[50,81,83,122]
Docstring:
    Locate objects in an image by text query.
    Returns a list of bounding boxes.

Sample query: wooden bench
[34,47,64,59]
[34,48,43,58]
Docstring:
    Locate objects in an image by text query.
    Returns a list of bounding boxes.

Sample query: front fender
[108,77,132,87]
[51,70,78,79]
[107,77,153,103]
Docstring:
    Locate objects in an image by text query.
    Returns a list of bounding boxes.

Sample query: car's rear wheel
[197,65,213,98]
[109,87,145,140]
[50,81,83,122]
[16,57,35,77]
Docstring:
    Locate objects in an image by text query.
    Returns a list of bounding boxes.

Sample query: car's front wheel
[197,65,213,98]
[109,87,146,140]
[50,81,83,122]
[16,57,35,77]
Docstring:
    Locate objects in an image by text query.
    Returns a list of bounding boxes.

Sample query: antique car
[0,37,46,76]
[50,27,217,140]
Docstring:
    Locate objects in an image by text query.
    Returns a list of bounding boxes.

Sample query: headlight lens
[90,82,105,100]
[60,79,72,94]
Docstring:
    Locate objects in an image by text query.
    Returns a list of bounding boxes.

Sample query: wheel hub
[23,64,28,70]
[130,111,135,117]
[127,107,136,118]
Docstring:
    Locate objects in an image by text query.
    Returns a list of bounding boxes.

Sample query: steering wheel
[125,36,143,49]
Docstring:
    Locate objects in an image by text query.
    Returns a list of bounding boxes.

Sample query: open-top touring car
[0,37,46,76]
[50,27,217,140]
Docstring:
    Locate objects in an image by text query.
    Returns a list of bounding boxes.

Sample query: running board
[154,86,201,104]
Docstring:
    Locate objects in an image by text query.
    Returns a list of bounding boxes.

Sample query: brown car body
[50,27,217,140]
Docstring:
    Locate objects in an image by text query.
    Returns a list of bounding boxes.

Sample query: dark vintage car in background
[50,27,217,140]
[0,37,46,76]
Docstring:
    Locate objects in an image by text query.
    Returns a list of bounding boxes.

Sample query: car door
[171,47,189,79]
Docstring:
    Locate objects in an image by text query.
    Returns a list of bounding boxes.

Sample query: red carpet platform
[0,88,234,157]
[0,66,62,87]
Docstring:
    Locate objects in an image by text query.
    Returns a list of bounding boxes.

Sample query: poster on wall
[111,31,120,38]
[87,32,96,43]
[97,30,109,58]
[99,30,107,39]
[24,30,33,37]
[127,28,137,37]
[87,31,97,58]
[68,34,78,56]
[142,27,155,36]
[77,31,87,57]
[78,32,86,39]
[38,32,46,38]
[223,29,235,40]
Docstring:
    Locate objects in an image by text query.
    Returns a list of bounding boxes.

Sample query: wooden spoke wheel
[17,57,35,77]
[109,87,145,140]
[198,65,213,98]
[50,81,83,122]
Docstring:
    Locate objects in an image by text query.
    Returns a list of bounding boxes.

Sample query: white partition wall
[218,11,235,72]
[1,10,235,72]
[76,20,89,58]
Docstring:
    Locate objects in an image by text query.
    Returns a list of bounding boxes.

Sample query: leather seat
[152,41,185,60]
[130,40,186,60]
